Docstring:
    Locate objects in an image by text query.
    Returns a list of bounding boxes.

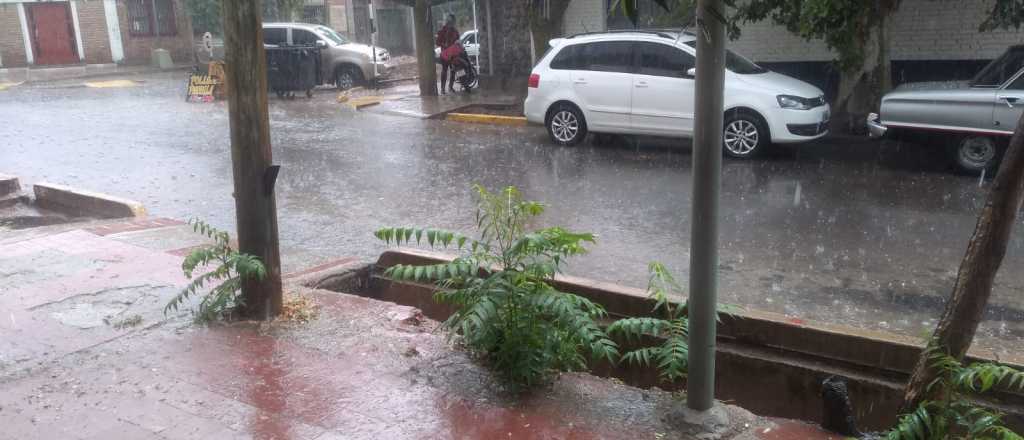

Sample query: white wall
[562,0,606,37]
[729,0,1024,62]
[559,0,1024,62]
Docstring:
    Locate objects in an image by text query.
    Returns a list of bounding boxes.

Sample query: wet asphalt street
[2,72,1022,355]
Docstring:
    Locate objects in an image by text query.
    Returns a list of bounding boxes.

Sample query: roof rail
[566,28,692,40]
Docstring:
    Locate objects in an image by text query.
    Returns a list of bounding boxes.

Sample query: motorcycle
[441,42,478,92]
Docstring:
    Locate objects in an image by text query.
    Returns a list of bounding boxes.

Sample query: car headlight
[777,95,812,110]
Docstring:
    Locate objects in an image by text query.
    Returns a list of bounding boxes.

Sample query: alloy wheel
[336,71,355,90]
[551,110,579,143]
[724,119,759,156]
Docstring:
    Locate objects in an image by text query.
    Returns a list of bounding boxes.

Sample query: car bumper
[867,112,887,138]
[524,93,545,125]
[770,105,831,143]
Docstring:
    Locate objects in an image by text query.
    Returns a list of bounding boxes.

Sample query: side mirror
[316,40,327,48]
[686,67,696,78]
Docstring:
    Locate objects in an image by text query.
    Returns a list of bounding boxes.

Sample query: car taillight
[528,73,540,88]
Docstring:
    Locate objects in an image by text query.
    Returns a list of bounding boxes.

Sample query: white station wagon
[524,30,831,157]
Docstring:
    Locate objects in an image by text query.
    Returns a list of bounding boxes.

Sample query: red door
[28,2,78,65]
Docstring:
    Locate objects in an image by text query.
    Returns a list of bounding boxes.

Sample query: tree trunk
[832,5,892,134]
[528,0,570,63]
[899,113,1024,414]
[414,0,437,96]
[222,0,283,320]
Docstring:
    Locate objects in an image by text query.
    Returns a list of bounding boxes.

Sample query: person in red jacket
[435,14,459,94]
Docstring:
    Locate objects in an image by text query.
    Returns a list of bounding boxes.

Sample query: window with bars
[127,0,177,36]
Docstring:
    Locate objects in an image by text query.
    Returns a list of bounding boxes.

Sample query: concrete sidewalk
[0,218,841,439]
[353,84,522,119]
[0,64,190,85]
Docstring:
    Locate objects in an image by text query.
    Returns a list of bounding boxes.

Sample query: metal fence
[302,5,328,25]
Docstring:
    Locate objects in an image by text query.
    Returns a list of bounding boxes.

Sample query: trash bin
[265,45,321,99]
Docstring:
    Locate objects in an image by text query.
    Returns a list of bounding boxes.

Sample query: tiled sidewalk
[0,219,842,439]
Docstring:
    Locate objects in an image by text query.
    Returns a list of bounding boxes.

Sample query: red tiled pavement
[83,217,184,236]
[0,221,846,439]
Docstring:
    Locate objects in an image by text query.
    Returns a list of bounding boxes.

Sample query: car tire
[335,66,360,91]
[953,135,1002,175]
[723,112,768,158]
[546,104,587,146]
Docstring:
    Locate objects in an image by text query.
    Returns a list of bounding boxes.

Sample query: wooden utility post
[222,0,283,319]
[414,0,438,96]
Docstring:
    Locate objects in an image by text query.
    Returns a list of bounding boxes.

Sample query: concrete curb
[33,182,146,219]
[0,173,21,197]
[445,112,527,126]
[0,64,190,85]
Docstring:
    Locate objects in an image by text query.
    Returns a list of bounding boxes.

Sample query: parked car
[868,46,1024,174]
[263,22,393,90]
[434,30,480,63]
[524,30,830,157]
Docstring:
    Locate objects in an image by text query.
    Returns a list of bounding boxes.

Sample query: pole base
[665,404,731,439]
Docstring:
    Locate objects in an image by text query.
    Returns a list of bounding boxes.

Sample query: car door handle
[635,81,649,88]
[998,95,1019,108]
[573,78,587,84]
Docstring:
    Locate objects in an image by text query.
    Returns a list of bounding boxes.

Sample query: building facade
[558,0,1024,96]
[0,0,193,68]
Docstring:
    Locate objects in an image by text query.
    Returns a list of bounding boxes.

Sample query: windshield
[684,41,766,74]
[315,26,348,45]
[970,46,1024,87]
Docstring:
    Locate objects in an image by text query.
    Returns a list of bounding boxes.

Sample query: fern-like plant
[886,343,1024,440]
[607,262,734,383]
[164,219,266,322]
[374,185,618,389]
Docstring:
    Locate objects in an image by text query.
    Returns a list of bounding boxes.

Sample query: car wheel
[335,66,359,91]
[954,135,1001,175]
[547,104,587,146]
[723,112,767,158]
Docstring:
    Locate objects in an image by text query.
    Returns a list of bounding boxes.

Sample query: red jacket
[436,25,459,48]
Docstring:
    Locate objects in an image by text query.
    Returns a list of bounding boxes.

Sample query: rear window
[263,28,286,46]
[584,41,634,73]
[550,44,581,70]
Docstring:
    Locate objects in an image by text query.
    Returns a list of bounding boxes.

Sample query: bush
[886,343,1024,440]
[607,262,735,383]
[164,219,266,322]
[375,185,618,389]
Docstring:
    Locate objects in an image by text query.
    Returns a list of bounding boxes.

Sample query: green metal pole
[687,0,726,411]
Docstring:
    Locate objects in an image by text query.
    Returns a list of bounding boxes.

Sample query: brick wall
[729,0,1024,63]
[117,0,193,65]
[562,0,605,36]
[0,4,27,67]
[75,0,112,64]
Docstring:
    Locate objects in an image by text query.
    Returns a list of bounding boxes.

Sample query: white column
[17,3,34,65]
[103,0,124,63]
[69,1,85,61]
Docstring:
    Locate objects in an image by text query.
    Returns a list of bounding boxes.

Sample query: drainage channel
[294,249,1024,433]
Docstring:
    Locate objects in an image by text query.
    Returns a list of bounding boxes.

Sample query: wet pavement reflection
[2,72,1021,355]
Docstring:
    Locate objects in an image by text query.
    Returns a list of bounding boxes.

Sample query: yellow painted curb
[0,81,24,91]
[84,79,140,88]
[445,113,527,126]
[349,97,383,109]
[347,95,401,110]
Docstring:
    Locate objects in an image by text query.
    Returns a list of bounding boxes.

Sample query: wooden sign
[187,74,220,103]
